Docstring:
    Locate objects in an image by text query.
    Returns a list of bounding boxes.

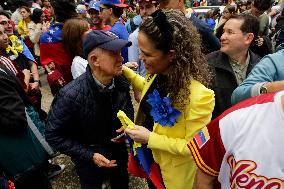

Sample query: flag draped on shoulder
[39,23,71,66]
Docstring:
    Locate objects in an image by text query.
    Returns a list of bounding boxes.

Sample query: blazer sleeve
[148,82,215,156]
[122,66,145,91]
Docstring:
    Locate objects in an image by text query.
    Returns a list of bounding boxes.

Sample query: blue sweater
[110,22,129,63]
[231,49,284,105]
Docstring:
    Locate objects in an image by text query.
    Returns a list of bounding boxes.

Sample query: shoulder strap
[25,108,55,156]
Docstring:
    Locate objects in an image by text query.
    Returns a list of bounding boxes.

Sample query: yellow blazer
[123,67,215,189]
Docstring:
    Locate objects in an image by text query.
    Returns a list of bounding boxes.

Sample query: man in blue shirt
[100,0,129,63]
[128,0,159,78]
[157,0,220,54]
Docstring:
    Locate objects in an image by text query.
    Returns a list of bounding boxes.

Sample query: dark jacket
[189,15,221,54]
[207,50,260,119]
[0,65,27,134]
[0,65,48,182]
[46,66,134,162]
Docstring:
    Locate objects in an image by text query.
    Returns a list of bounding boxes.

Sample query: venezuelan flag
[194,127,210,149]
[128,142,165,189]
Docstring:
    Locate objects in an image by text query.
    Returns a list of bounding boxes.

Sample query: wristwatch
[260,84,268,94]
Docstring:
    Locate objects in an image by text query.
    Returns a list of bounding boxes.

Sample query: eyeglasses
[99,7,110,12]
[0,20,12,26]
[89,10,100,15]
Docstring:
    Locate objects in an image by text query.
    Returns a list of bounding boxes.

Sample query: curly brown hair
[139,9,213,108]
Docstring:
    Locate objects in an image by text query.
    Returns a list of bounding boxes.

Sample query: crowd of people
[1,0,284,188]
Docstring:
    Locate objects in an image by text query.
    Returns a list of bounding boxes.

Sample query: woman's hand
[42,21,50,32]
[111,127,126,143]
[124,61,138,70]
[125,125,151,144]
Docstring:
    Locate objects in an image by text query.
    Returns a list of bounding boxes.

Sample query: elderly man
[46,30,134,189]
[207,14,260,119]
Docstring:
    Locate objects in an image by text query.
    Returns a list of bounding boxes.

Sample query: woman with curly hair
[123,9,215,189]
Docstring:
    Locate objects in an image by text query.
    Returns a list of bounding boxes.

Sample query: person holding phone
[46,30,134,189]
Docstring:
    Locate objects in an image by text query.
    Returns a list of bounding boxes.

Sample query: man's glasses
[88,10,100,15]
[99,7,109,12]
[0,20,12,26]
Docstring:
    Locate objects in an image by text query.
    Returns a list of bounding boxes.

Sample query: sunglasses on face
[99,7,110,12]
[89,10,100,15]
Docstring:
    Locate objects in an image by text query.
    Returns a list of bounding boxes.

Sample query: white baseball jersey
[188,91,284,189]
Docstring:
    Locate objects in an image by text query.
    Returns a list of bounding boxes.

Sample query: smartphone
[114,133,126,140]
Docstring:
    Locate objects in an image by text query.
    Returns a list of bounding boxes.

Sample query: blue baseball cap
[83,30,132,59]
[89,0,100,11]
[100,0,128,7]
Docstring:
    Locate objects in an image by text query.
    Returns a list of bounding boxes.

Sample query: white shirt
[188,91,284,188]
[71,56,88,79]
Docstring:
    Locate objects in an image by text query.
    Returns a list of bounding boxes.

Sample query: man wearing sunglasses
[88,1,111,30]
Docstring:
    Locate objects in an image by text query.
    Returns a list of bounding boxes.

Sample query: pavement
[39,69,148,189]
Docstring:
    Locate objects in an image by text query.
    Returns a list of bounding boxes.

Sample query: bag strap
[25,109,55,156]
[0,64,55,157]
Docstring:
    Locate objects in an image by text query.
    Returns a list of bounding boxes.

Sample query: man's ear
[89,52,99,67]
[109,7,113,15]
[246,33,255,45]
[168,49,176,63]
